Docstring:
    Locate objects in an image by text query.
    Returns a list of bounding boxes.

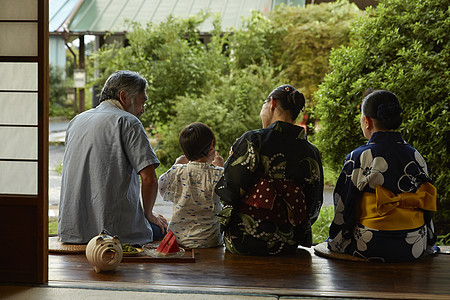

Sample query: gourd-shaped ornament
[85,230,123,273]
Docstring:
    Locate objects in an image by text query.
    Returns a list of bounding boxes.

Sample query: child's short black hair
[179,122,216,161]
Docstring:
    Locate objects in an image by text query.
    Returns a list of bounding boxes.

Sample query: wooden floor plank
[48,246,450,299]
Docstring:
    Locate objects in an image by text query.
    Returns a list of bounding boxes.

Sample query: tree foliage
[49,64,70,117]
[93,2,360,167]
[155,62,286,165]
[269,1,362,103]
[314,0,450,233]
[152,12,287,165]
[93,12,221,125]
[93,11,286,165]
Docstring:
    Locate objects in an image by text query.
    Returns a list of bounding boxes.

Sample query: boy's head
[179,122,216,161]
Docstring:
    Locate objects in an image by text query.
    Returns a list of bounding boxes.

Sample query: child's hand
[175,155,189,164]
[212,151,224,167]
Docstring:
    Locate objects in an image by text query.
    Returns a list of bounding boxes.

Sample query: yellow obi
[358,182,437,231]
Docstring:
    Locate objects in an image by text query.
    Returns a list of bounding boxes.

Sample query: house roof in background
[63,0,272,34]
[49,0,83,32]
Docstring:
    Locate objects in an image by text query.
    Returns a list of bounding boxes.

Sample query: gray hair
[99,70,148,103]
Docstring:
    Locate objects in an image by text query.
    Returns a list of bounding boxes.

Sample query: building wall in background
[49,36,66,69]
[305,0,377,9]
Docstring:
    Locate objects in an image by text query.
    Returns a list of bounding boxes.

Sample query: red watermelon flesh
[156,230,180,254]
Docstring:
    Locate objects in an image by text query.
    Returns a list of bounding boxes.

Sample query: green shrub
[269,1,362,103]
[93,2,360,128]
[49,64,70,117]
[93,11,288,166]
[155,61,287,165]
[230,10,276,70]
[144,3,360,166]
[53,163,63,175]
[93,12,226,126]
[314,0,450,234]
[49,217,58,235]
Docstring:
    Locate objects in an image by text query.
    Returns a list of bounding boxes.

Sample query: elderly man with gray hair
[59,70,168,245]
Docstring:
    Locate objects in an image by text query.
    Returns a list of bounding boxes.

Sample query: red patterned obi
[240,178,306,226]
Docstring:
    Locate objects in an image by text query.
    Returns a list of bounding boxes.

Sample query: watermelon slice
[156,230,180,254]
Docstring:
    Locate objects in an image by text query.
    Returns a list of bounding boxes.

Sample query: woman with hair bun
[215,84,324,255]
[327,89,437,262]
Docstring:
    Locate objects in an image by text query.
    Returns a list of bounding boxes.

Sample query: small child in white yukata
[158,122,224,248]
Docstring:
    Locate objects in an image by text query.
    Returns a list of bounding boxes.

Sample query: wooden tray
[121,248,195,263]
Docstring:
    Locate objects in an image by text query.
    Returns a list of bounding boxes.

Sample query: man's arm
[139,164,168,233]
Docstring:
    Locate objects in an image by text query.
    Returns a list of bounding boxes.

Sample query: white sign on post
[74,69,86,88]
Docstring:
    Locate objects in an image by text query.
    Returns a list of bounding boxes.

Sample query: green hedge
[49,64,70,117]
[314,0,450,234]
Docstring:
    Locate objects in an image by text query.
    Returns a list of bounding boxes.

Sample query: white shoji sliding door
[0,0,49,284]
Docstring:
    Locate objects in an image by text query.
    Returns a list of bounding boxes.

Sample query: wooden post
[78,35,85,112]
[65,42,78,114]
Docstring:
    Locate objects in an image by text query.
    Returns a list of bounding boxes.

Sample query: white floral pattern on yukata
[398,151,429,192]
[332,193,345,226]
[405,227,427,258]
[351,149,388,191]
[354,226,374,251]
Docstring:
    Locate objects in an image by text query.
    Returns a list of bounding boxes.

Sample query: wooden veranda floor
[46,246,450,299]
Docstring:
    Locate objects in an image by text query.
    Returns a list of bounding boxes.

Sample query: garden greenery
[311,206,334,244]
[94,14,212,125]
[314,0,449,234]
[269,1,362,104]
[49,64,70,117]
[62,0,449,240]
[93,1,360,167]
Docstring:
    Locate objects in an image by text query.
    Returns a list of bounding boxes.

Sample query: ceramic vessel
[85,230,123,273]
